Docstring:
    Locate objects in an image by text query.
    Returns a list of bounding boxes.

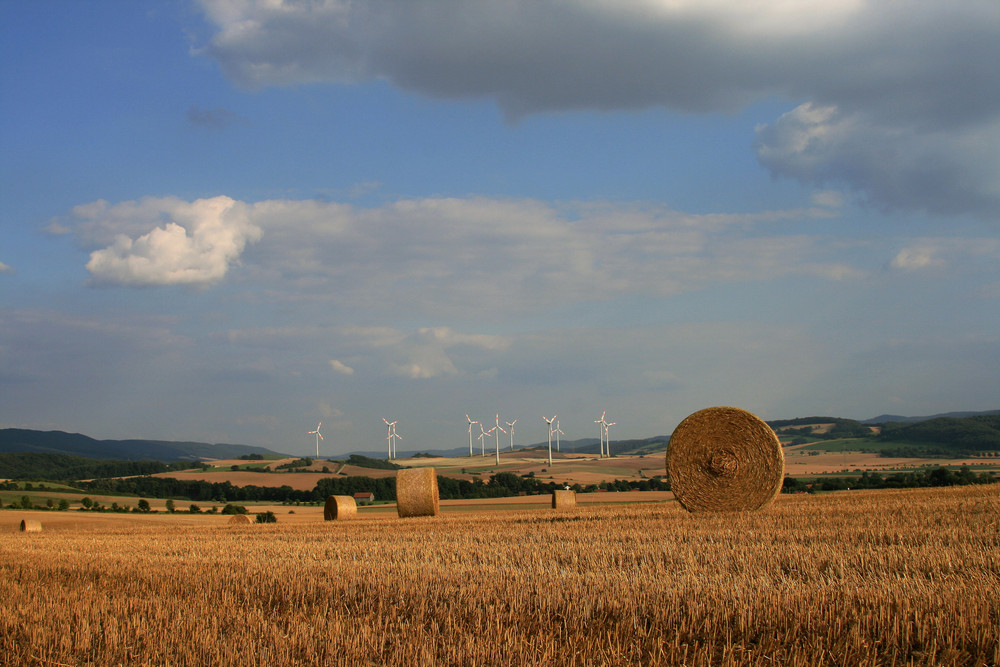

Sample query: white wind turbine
[308,422,323,459]
[477,423,491,457]
[493,414,507,466]
[595,412,608,458]
[603,419,616,458]
[505,419,517,451]
[466,414,480,457]
[553,419,565,452]
[383,418,400,460]
[542,415,557,467]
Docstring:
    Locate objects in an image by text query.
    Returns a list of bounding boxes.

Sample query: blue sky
[2,1,998,456]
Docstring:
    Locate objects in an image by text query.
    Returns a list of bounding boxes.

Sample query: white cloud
[196,1,1000,218]
[75,196,262,287]
[329,359,354,375]
[890,247,945,272]
[890,238,1000,272]
[0,261,13,275]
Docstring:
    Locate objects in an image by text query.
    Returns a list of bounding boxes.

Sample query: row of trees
[0,452,203,481]
[783,466,996,493]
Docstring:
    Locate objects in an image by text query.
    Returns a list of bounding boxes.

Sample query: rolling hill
[0,429,289,462]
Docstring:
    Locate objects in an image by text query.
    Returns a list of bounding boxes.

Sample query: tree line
[782,466,997,493]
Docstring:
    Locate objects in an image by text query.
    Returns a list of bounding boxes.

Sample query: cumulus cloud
[337,325,510,380]
[328,359,354,375]
[890,238,1000,272]
[195,0,1000,218]
[70,196,262,287]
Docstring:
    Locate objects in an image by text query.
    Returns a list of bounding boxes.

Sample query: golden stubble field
[2,485,998,666]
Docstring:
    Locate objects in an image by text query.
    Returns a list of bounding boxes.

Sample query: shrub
[254,511,277,524]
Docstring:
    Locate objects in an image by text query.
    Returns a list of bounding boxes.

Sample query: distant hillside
[0,452,201,481]
[877,415,1000,455]
[341,435,669,460]
[0,429,289,462]
[864,409,1000,425]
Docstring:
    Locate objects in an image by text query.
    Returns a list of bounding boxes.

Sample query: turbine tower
[477,423,491,457]
[383,418,400,460]
[542,415,557,467]
[553,419,565,452]
[505,419,517,451]
[466,414,479,457]
[594,412,607,458]
[603,419,616,457]
[308,422,323,459]
[493,414,507,466]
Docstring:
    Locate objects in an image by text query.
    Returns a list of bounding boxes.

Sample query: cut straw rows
[1,485,997,666]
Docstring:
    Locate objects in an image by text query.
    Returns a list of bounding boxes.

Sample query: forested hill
[877,415,1000,453]
[0,429,287,462]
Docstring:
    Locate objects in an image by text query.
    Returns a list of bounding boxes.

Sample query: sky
[2,0,999,457]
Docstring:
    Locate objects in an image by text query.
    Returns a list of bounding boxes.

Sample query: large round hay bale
[228,514,252,524]
[20,519,42,532]
[667,406,784,513]
[324,495,357,521]
[396,467,439,518]
[552,489,577,509]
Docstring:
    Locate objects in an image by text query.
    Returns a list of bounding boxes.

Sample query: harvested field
[2,485,997,666]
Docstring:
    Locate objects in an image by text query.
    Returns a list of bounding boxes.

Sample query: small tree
[81,497,93,509]
[20,495,32,509]
[189,504,201,513]
[137,499,151,512]
[254,511,277,524]
[58,499,70,511]
[165,499,175,513]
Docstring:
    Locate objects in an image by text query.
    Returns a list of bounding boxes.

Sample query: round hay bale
[20,519,42,532]
[551,489,577,509]
[667,406,784,513]
[227,514,252,524]
[324,495,357,521]
[396,467,439,518]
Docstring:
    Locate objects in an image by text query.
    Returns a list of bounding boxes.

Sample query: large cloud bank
[196,0,1000,218]
[60,195,854,307]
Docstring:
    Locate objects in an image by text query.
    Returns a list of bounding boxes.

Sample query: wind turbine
[542,415,557,467]
[477,423,492,457]
[553,419,565,452]
[493,414,507,466]
[505,419,517,451]
[466,414,479,457]
[594,412,607,458]
[308,422,323,459]
[383,418,400,460]
[604,419,616,458]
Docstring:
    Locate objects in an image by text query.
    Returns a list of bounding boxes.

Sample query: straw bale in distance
[20,519,42,532]
[396,467,440,518]
[552,489,577,509]
[667,406,784,513]
[324,495,357,521]
[228,514,252,524]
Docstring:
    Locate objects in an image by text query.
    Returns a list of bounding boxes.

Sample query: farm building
[353,492,375,503]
